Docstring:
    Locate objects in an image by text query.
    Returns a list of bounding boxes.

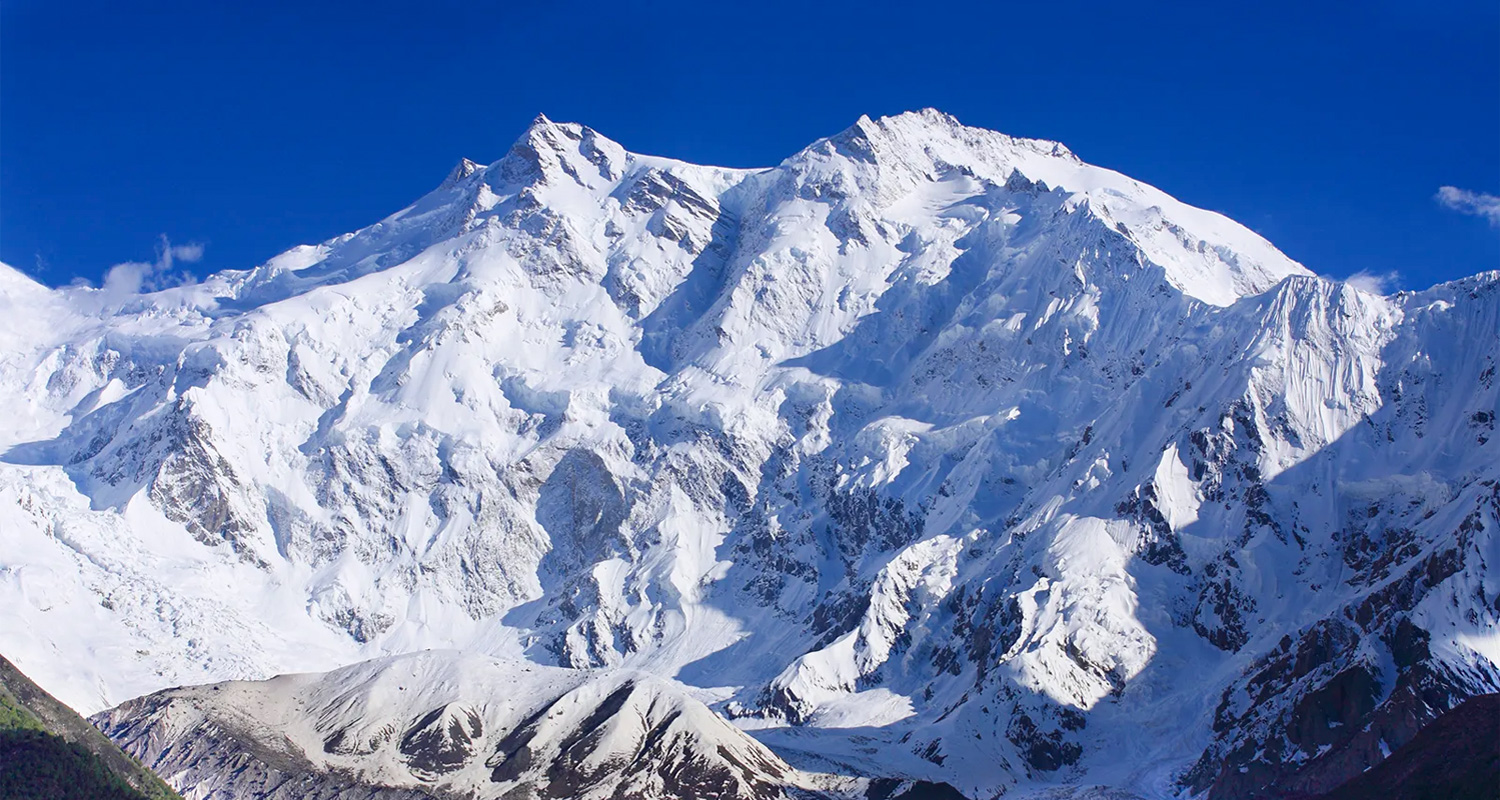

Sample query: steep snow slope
[2,111,1496,799]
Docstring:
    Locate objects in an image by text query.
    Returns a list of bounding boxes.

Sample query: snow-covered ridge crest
[1,111,1496,800]
[786,109,1309,306]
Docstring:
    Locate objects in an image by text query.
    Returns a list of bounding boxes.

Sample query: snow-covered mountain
[1,110,1496,799]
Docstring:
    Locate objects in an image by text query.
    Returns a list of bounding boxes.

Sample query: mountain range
[1,110,1496,799]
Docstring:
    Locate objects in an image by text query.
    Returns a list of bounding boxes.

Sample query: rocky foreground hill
[0,654,180,800]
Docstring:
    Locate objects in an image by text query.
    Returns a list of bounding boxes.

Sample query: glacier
[0,109,1496,799]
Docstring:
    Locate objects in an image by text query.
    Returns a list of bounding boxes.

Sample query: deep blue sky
[3,0,1497,291]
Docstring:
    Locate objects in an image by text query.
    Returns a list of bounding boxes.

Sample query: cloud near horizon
[1436,186,1500,227]
[101,235,203,298]
[1344,269,1400,295]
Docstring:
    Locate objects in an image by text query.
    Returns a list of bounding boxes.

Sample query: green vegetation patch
[0,727,159,800]
[0,655,182,800]
[0,690,46,733]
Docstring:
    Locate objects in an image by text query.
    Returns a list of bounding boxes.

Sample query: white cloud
[100,235,203,302]
[169,242,205,263]
[1436,186,1500,227]
[102,260,156,296]
[1345,269,1400,295]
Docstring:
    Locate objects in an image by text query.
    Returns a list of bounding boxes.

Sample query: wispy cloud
[1436,186,1500,227]
[169,241,205,264]
[1345,269,1400,295]
[100,235,203,299]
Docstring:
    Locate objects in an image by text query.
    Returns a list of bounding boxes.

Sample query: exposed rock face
[1311,692,1500,800]
[2,111,1497,798]
[399,703,483,777]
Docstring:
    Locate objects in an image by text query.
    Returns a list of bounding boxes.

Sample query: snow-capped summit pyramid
[1,111,1495,800]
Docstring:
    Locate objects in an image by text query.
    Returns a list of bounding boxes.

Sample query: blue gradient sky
[3,0,1497,290]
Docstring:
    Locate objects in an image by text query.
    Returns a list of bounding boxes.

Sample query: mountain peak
[829,108,1077,164]
[878,106,963,129]
[507,113,580,158]
[440,157,483,189]
[494,113,625,186]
